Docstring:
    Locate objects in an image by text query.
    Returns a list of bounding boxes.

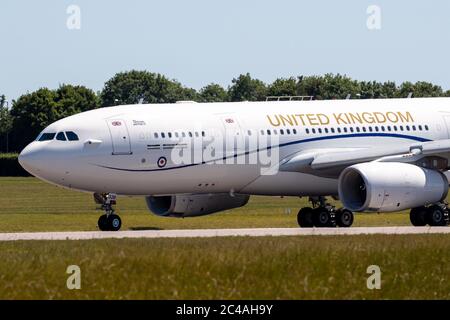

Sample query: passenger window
[312,128,316,134]
[202,131,205,137]
[286,129,291,134]
[318,128,322,134]
[195,132,199,137]
[38,133,56,141]
[381,126,385,132]
[154,133,159,138]
[362,127,367,132]
[175,132,179,138]
[56,132,67,141]
[161,132,165,138]
[65,131,79,141]
[337,128,341,133]
[273,130,278,135]
[375,126,379,132]
[406,126,410,131]
[399,126,404,131]
[188,132,193,138]
[356,127,360,133]
[331,128,335,133]
[280,129,284,135]
[324,128,329,133]
[418,125,422,131]
[182,132,186,138]
[293,129,297,134]
[267,130,271,135]
[305,128,310,134]
[425,125,429,131]
[350,127,354,133]
[168,132,172,138]
[387,126,392,132]
[412,125,416,131]
[260,130,265,135]
[368,127,373,132]
[248,130,252,136]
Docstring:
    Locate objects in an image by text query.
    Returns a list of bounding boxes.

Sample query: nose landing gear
[297,196,354,228]
[94,193,122,231]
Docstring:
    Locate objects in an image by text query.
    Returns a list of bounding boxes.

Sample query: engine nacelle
[338,162,449,212]
[145,193,250,217]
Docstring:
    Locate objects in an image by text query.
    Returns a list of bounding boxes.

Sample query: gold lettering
[373,112,387,123]
[267,115,281,126]
[333,113,348,125]
[317,114,330,125]
[386,112,399,123]
[361,112,375,124]
[348,112,363,124]
[306,114,319,125]
[279,115,294,126]
[295,114,307,126]
[397,111,414,123]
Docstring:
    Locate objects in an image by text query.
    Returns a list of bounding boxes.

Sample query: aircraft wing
[279,139,450,178]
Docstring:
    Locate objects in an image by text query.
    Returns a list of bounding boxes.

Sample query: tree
[446,90,450,97]
[316,74,360,100]
[0,95,13,152]
[100,70,197,107]
[267,77,298,97]
[380,81,398,98]
[198,83,228,102]
[359,81,384,99]
[228,73,267,102]
[412,81,443,97]
[10,85,99,151]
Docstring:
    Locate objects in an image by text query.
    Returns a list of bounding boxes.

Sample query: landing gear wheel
[313,208,335,228]
[336,209,354,228]
[98,214,109,231]
[426,205,449,227]
[410,207,428,226]
[107,214,122,231]
[297,207,314,228]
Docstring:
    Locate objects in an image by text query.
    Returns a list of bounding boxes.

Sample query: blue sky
[1,0,449,100]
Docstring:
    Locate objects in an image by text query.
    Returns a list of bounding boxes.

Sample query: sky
[1,0,449,101]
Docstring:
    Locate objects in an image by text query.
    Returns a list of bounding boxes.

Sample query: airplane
[18,97,450,231]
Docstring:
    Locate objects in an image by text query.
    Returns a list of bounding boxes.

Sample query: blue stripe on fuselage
[95,133,432,172]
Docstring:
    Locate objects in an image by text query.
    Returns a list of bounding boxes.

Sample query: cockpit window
[65,131,79,141]
[38,133,56,141]
[56,132,67,141]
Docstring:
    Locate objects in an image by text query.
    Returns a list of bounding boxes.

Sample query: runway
[0,226,450,241]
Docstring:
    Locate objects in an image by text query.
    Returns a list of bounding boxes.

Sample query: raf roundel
[157,157,167,168]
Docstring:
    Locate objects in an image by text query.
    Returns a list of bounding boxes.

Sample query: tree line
[1,71,449,152]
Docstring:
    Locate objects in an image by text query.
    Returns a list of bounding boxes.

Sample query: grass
[1,234,450,299]
[0,177,449,300]
[0,153,18,159]
[0,177,410,232]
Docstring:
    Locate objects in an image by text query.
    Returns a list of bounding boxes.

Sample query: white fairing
[338,162,449,212]
[145,193,250,217]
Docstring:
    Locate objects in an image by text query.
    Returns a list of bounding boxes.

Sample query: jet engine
[338,162,449,212]
[145,193,250,217]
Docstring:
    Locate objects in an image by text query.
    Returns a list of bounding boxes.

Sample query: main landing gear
[297,196,354,228]
[410,203,450,227]
[94,193,122,231]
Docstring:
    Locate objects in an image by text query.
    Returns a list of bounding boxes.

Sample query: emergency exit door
[106,119,132,155]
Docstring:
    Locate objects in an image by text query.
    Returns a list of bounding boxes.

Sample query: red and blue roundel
[157,156,167,168]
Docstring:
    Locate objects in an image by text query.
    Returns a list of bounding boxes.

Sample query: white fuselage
[18,98,450,197]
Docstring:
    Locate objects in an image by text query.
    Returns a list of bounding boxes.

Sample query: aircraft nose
[18,142,44,175]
